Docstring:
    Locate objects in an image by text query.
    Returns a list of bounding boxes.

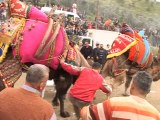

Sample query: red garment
[129,39,145,64]
[61,62,112,102]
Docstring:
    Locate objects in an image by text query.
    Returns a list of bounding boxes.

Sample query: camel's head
[102,55,128,88]
[120,23,135,38]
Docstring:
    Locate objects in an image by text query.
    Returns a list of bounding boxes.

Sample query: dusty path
[15,73,160,120]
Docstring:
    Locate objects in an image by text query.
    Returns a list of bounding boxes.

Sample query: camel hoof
[60,111,70,117]
[122,93,130,96]
[52,100,59,106]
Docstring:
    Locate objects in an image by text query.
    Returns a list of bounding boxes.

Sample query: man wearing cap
[60,58,112,119]
[0,64,56,120]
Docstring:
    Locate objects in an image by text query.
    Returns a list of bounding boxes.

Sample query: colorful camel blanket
[12,6,69,70]
[1,0,69,70]
[0,57,22,87]
[108,34,151,67]
[107,34,138,58]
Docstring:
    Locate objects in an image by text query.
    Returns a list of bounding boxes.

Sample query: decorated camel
[102,23,160,95]
[0,0,90,117]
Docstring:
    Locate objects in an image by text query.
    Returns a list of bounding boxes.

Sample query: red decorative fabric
[128,39,145,64]
[9,0,28,18]
[134,31,143,40]
[109,34,135,56]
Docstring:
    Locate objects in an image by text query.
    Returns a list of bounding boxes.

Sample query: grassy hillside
[40,0,160,29]
[84,0,160,29]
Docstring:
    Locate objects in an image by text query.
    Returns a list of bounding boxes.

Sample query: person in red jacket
[60,58,112,119]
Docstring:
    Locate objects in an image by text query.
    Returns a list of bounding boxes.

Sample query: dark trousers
[69,95,91,119]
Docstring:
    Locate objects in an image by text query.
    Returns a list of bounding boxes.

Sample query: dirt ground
[15,73,160,120]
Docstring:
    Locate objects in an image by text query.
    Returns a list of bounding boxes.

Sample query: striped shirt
[81,95,160,120]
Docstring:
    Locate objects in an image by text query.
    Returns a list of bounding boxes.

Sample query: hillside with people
[39,0,160,29]
[36,0,160,47]
[1,0,159,47]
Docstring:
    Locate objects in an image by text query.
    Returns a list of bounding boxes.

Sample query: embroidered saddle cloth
[0,17,25,63]
[107,34,138,58]
[0,56,22,87]
[12,6,69,70]
[108,34,151,67]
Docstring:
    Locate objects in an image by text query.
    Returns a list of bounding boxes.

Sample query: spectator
[0,64,56,120]
[72,3,77,14]
[78,40,83,50]
[80,41,93,59]
[106,44,111,54]
[97,44,107,65]
[92,43,100,62]
[88,21,92,29]
[60,59,112,119]
[81,71,160,120]
[106,44,110,50]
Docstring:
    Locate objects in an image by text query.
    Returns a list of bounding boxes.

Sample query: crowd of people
[80,41,110,66]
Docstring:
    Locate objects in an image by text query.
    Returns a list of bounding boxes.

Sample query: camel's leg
[53,75,72,118]
[59,95,70,117]
[112,72,126,89]
[59,79,73,118]
[52,91,59,106]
